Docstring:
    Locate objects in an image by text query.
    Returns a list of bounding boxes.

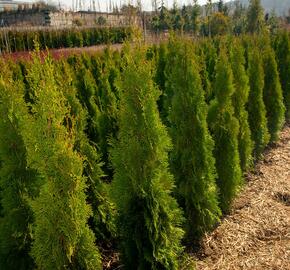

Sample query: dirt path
[193,124,290,270]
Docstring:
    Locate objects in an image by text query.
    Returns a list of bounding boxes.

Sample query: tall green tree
[208,50,242,212]
[246,0,265,34]
[230,42,253,171]
[55,60,116,243]
[20,55,102,270]
[232,1,247,35]
[0,67,40,270]
[247,48,270,158]
[111,48,184,270]
[167,41,221,241]
[263,46,285,142]
[191,0,201,34]
[274,31,290,119]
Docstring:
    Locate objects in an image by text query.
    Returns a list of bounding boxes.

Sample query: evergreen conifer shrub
[273,31,290,119]
[167,40,221,240]
[247,48,270,158]
[208,50,242,212]
[0,67,40,270]
[19,55,102,270]
[230,42,254,171]
[111,48,184,270]
[55,60,116,243]
[263,46,285,142]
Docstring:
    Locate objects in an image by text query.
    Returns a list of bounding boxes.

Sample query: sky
[45,0,224,12]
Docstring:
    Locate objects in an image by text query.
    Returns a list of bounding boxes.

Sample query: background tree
[170,1,184,31]
[266,10,279,34]
[111,48,184,270]
[232,1,247,35]
[218,0,229,15]
[210,12,230,36]
[205,0,213,37]
[191,0,201,34]
[246,0,265,34]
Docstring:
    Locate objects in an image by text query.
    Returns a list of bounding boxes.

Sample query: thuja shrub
[208,49,242,212]
[154,43,168,119]
[19,54,102,269]
[167,40,221,241]
[0,66,40,270]
[273,31,290,119]
[230,42,254,171]
[111,48,184,270]
[92,49,120,179]
[199,39,218,102]
[68,56,102,144]
[55,60,116,242]
[196,47,212,104]
[68,52,119,179]
[162,39,177,125]
[263,46,285,142]
[247,47,270,158]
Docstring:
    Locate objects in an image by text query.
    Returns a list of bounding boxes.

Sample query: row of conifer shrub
[0,26,133,53]
[0,31,289,270]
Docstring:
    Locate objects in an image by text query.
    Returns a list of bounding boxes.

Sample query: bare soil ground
[192,124,290,270]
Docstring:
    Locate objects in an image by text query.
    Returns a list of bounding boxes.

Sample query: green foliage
[55,60,117,243]
[208,50,242,212]
[111,48,184,270]
[155,43,169,120]
[263,46,285,142]
[155,43,168,93]
[194,39,218,103]
[274,31,290,119]
[96,51,119,179]
[1,27,133,53]
[232,2,247,35]
[69,56,102,145]
[196,46,212,103]
[246,0,265,34]
[0,67,40,270]
[230,42,254,171]
[167,40,221,240]
[247,48,270,158]
[19,55,101,270]
[209,12,230,36]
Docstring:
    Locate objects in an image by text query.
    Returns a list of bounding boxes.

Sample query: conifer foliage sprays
[111,48,184,270]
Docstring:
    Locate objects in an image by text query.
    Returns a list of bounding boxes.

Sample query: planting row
[0,26,133,53]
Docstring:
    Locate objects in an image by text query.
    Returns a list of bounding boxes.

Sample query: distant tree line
[150,0,282,36]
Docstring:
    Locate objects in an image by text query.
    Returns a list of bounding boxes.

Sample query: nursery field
[0,31,289,270]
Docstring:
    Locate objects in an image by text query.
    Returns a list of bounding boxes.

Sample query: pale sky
[45,0,225,12]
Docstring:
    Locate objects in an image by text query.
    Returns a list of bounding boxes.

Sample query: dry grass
[192,125,290,270]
